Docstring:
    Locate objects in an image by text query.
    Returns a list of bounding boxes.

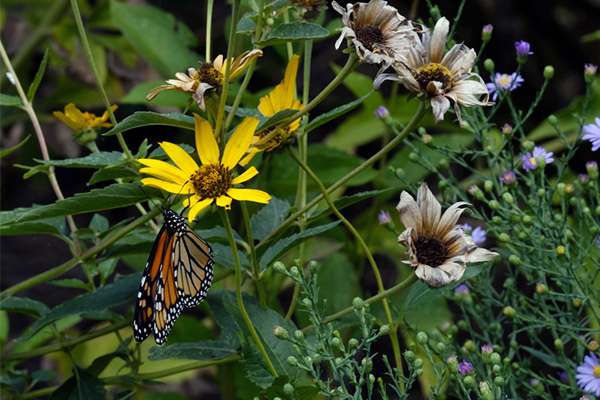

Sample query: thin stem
[257,100,427,249]
[240,202,267,308]
[219,208,279,377]
[225,57,258,130]
[205,0,214,61]
[69,0,135,163]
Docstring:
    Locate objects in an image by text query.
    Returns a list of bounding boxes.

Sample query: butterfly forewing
[133,208,214,345]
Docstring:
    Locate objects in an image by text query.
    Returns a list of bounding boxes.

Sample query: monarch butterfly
[133,208,214,345]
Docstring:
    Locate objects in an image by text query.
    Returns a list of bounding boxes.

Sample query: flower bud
[503,306,516,317]
[480,381,494,400]
[447,355,459,373]
[489,200,500,210]
[522,215,533,224]
[584,63,598,83]
[302,298,312,307]
[289,266,301,281]
[498,233,510,242]
[554,339,564,351]
[308,260,318,273]
[409,152,419,162]
[352,297,364,310]
[438,158,450,170]
[544,65,555,80]
[273,262,287,273]
[437,342,446,353]
[283,383,294,396]
[274,326,289,340]
[494,376,505,388]
[508,255,521,265]
[484,180,494,192]
[417,332,428,344]
[348,338,359,348]
[556,246,565,255]
[484,58,495,72]
[414,358,424,369]
[464,340,477,353]
[332,337,342,349]
[379,324,390,335]
[481,24,493,41]
[502,192,514,204]
[535,283,548,294]
[287,356,298,366]
[491,352,501,365]
[404,350,415,362]
[573,298,582,307]
[493,364,502,374]
[463,375,476,388]
[589,340,599,351]
[415,368,424,376]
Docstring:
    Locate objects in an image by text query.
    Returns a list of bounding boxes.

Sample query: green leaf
[49,367,106,400]
[20,274,139,341]
[110,0,200,76]
[0,135,30,159]
[259,221,341,271]
[250,198,290,241]
[258,22,329,46]
[0,296,50,318]
[211,243,250,270]
[34,151,126,168]
[1,183,161,224]
[0,93,22,107]
[148,338,238,361]
[317,253,356,314]
[30,370,59,387]
[256,109,298,131]
[48,279,94,291]
[0,214,66,237]
[305,91,372,133]
[86,352,128,376]
[27,48,49,101]
[104,111,194,136]
[220,291,303,387]
[88,167,139,186]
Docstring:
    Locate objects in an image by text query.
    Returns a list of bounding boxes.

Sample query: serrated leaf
[305,91,372,133]
[35,151,126,168]
[104,111,195,136]
[0,94,22,107]
[0,135,30,159]
[27,48,49,101]
[49,367,106,400]
[0,296,50,318]
[259,22,329,46]
[259,221,341,271]
[250,198,290,241]
[1,183,161,224]
[110,0,200,76]
[20,274,139,341]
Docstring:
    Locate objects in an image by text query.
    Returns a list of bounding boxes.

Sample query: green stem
[219,208,278,377]
[240,202,267,308]
[225,57,258,131]
[205,0,214,61]
[257,100,427,249]
[69,0,135,164]
[287,148,404,379]
[1,208,160,297]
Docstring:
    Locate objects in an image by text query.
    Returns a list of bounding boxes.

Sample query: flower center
[355,25,385,52]
[496,74,512,89]
[194,62,224,87]
[414,235,448,268]
[414,63,454,94]
[190,164,233,200]
[594,365,600,379]
[529,157,537,167]
[256,124,291,151]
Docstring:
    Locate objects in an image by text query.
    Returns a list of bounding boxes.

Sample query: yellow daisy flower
[241,54,304,165]
[53,103,117,131]
[146,49,263,111]
[138,114,271,221]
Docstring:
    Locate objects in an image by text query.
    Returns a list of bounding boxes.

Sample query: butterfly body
[133,208,214,345]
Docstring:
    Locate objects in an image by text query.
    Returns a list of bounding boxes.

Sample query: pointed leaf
[250,198,290,241]
[0,94,22,107]
[34,151,126,168]
[0,296,50,318]
[49,367,106,400]
[104,111,194,136]
[258,22,329,46]
[0,135,30,159]
[305,91,372,133]
[27,48,49,101]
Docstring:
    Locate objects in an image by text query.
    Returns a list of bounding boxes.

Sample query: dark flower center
[414,235,448,268]
[355,25,385,52]
[414,63,454,94]
[190,164,232,200]
[194,62,224,87]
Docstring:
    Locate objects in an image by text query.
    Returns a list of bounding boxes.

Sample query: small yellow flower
[241,54,304,165]
[146,49,263,111]
[53,103,117,131]
[138,114,271,221]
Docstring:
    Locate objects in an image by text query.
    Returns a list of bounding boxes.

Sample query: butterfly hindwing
[174,226,214,308]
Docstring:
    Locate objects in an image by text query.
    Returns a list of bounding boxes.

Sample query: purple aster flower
[580,395,592,400]
[482,24,493,34]
[378,210,391,225]
[521,146,554,171]
[579,174,589,184]
[481,344,493,354]
[576,352,600,396]
[471,226,487,245]
[455,284,470,294]
[374,106,389,119]
[486,72,524,101]
[586,161,598,171]
[482,24,493,41]
[584,63,598,75]
[459,359,474,376]
[557,371,568,383]
[501,123,513,135]
[501,170,517,184]
[582,117,600,151]
[515,40,533,57]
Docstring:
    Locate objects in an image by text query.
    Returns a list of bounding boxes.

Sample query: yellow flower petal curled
[53,103,117,131]
[222,117,259,169]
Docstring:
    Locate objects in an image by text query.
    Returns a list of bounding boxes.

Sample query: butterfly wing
[133,224,170,343]
[173,226,214,308]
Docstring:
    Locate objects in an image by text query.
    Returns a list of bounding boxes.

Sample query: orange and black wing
[173,226,214,308]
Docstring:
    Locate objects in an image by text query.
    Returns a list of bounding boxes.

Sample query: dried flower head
[375,17,491,126]
[396,183,499,288]
[332,0,418,72]
[146,50,262,111]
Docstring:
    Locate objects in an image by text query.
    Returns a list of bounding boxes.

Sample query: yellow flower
[241,54,304,165]
[138,114,271,221]
[146,49,263,111]
[53,103,117,131]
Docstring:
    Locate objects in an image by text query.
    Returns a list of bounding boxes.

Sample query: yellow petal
[258,54,300,116]
[227,188,271,204]
[188,198,213,221]
[216,195,233,209]
[239,150,258,166]
[222,117,259,169]
[138,158,189,185]
[53,110,80,131]
[141,178,188,194]
[159,141,199,176]
[231,166,259,184]
[229,49,263,80]
[194,114,220,166]
[64,103,87,128]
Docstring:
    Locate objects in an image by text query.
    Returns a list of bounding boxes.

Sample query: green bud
[565,229,573,239]
[273,262,287,273]
[369,374,375,384]
[494,376,505,388]
[457,320,468,330]
[409,152,419,162]
[498,233,510,242]
[510,213,521,223]
[283,383,294,396]
[492,216,503,225]
[438,179,448,190]
[570,197,579,207]
[554,338,564,351]
[537,188,546,198]
[308,260,319,273]
[503,306,516,317]
[404,350,415,362]
[493,364,502,374]
[294,330,304,340]
[502,192,514,204]
[523,215,533,224]
[274,326,289,340]
[332,337,342,348]
[484,58,495,72]
[352,297,364,310]
[437,342,446,353]
[463,375,476,388]
[415,368,424,376]
[287,356,299,366]
[302,298,312,307]
[395,168,405,177]
[439,158,450,170]
[417,332,429,344]
[304,356,312,365]
[379,324,390,335]
[522,140,535,151]
[491,352,501,365]
[335,357,344,366]
[484,180,494,192]
[480,381,494,400]
[536,156,547,169]
[447,355,459,373]
[464,340,477,353]
[544,65,555,80]
[348,338,359,348]
[290,266,301,281]
[547,114,558,126]
[414,358,424,369]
